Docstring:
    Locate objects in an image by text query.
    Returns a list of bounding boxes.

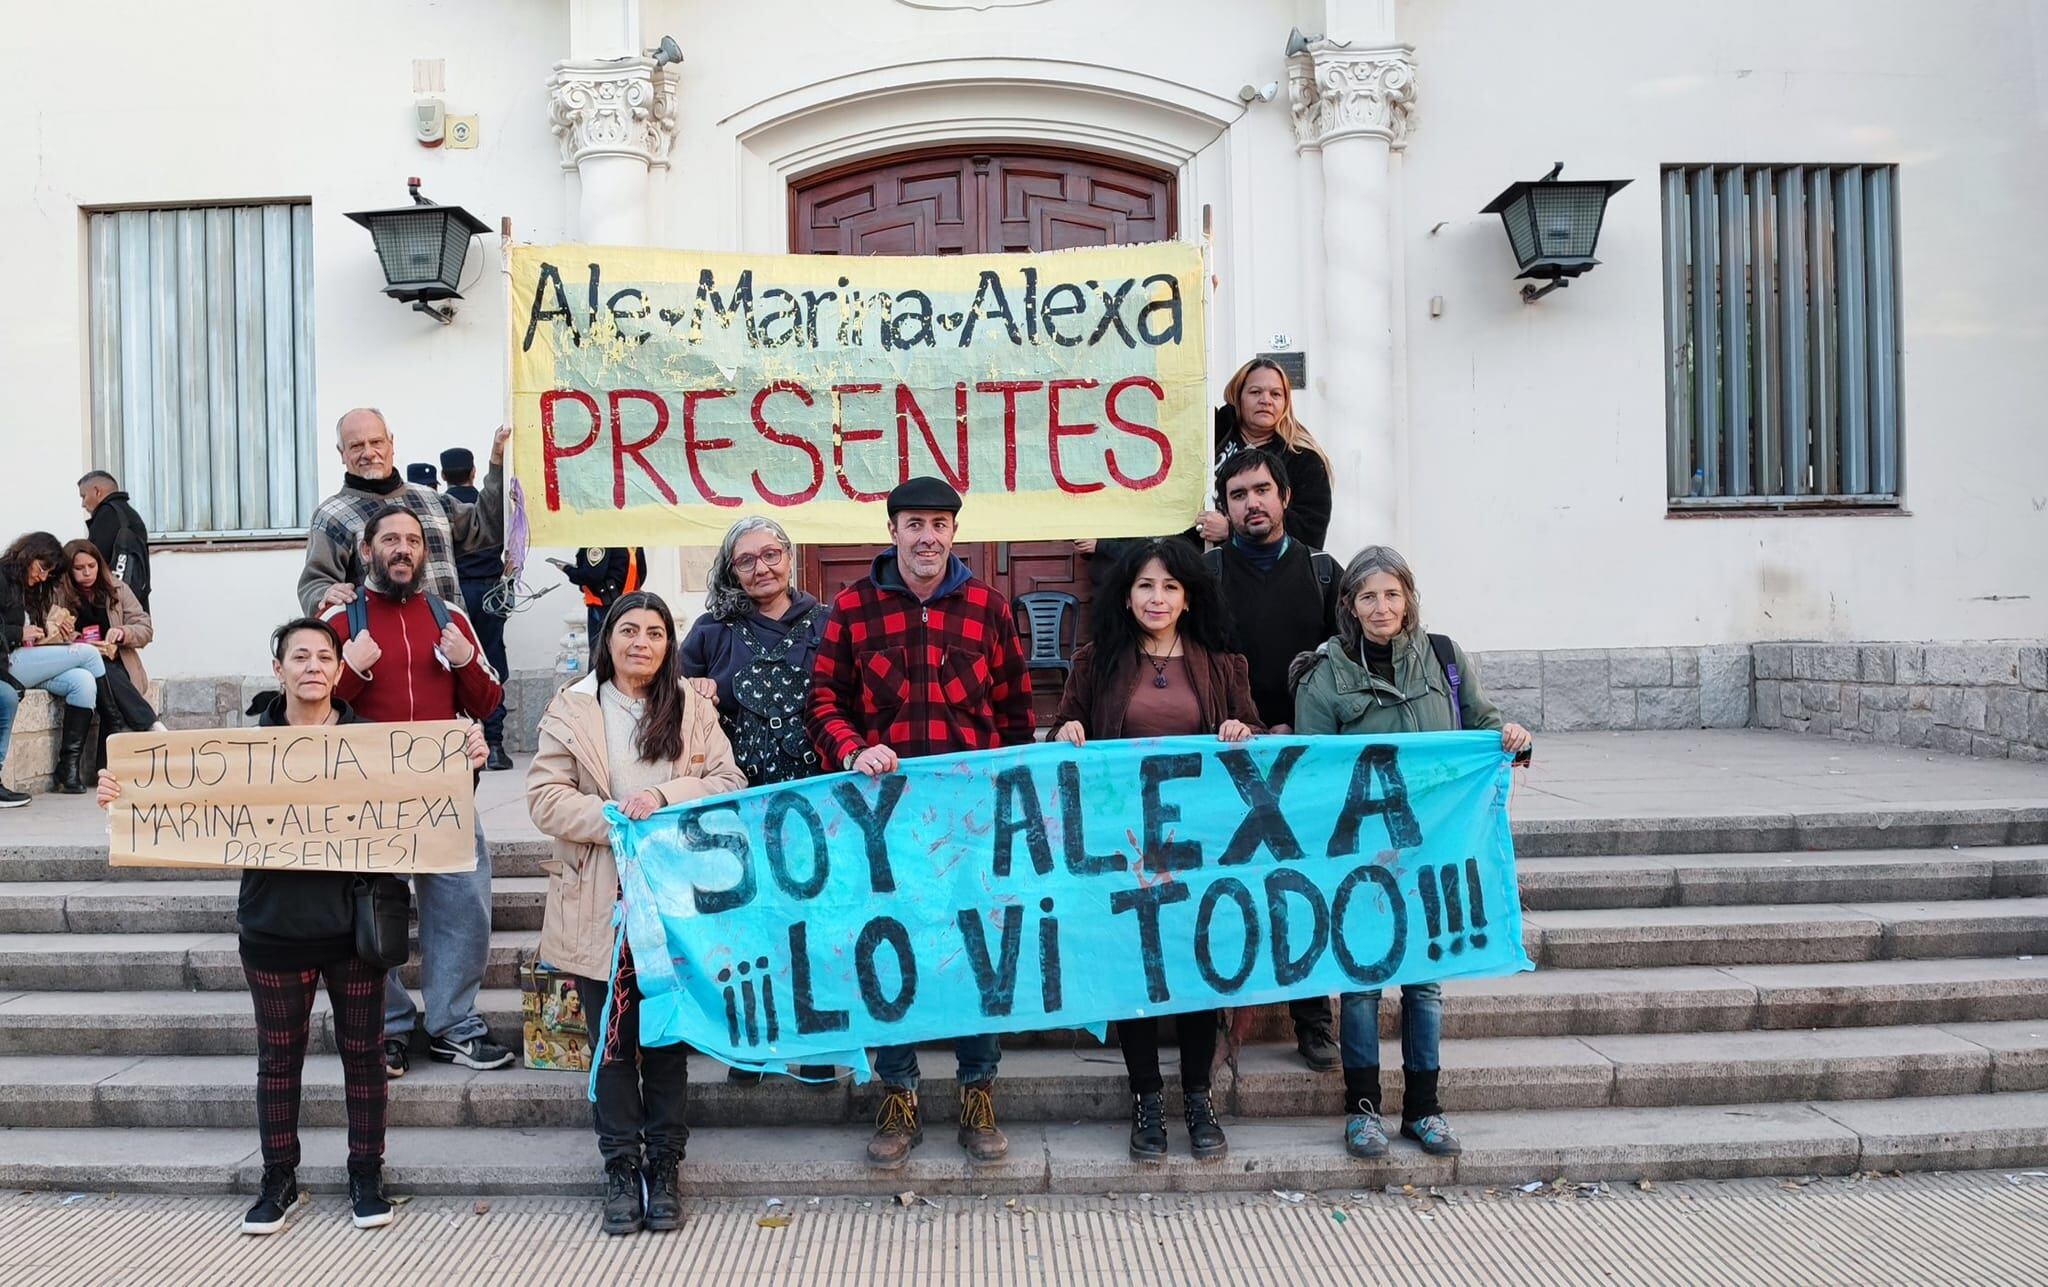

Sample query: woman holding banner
[1192,357,1334,550]
[1052,537,1262,1163]
[1290,545,1532,1160]
[527,591,746,1237]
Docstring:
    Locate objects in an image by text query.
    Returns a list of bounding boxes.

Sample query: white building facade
[4,0,2045,746]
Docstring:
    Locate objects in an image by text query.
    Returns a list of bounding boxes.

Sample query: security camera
[1238,81,1279,104]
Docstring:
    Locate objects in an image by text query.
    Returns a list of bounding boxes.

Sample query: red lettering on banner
[831,383,888,503]
[897,384,968,493]
[608,390,677,508]
[681,389,740,508]
[540,389,602,511]
[751,382,823,506]
[1046,378,1105,495]
[1104,375,1172,490]
[976,380,1045,494]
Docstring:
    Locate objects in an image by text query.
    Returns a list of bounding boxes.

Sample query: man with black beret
[806,475,1035,1171]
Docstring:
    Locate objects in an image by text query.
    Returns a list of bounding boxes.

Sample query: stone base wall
[1471,646,1753,732]
[1,682,166,794]
[1752,641,2048,762]
[154,670,566,754]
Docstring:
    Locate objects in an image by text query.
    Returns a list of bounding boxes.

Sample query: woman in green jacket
[1290,545,1531,1160]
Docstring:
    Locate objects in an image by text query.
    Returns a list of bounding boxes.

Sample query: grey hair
[1335,544,1422,656]
[706,516,796,620]
[334,407,389,440]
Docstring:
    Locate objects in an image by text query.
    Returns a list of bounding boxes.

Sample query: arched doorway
[789,146,1178,698]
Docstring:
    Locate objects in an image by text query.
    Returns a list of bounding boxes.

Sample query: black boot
[92,694,116,778]
[602,1156,644,1235]
[643,1151,683,1231]
[1183,1090,1228,1161]
[1128,1091,1167,1163]
[53,706,91,794]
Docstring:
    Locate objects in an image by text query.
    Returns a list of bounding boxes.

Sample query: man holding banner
[805,476,1036,1169]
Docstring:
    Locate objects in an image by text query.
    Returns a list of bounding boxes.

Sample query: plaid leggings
[242,955,388,1168]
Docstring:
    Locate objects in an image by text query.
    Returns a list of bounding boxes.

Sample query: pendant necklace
[1140,637,1179,688]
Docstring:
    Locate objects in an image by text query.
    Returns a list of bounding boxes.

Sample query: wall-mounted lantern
[1481,163,1631,302]
[344,178,489,324]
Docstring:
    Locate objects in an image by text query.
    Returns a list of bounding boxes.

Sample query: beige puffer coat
[525,673,747,979]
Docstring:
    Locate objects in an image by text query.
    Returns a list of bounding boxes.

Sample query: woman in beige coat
[55,538,162,756]
[526,590,746,1238]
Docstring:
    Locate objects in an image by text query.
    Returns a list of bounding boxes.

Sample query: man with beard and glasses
[298,408,509,617]
[322,504,514,1078]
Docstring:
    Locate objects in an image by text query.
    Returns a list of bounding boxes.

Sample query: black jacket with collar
[235,694,368,970]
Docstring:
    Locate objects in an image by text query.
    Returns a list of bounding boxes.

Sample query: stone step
[1523,898,2048,969]
[5,1092,2048,1195]
[4,1021,2041,1132]
[0,843,552,884]
[0,930,540,992]
[0,878,549,934]
[1515,847,2048,911]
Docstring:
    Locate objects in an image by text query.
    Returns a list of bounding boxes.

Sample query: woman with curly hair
[1,531,105,793]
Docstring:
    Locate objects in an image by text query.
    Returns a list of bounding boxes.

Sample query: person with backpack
[1202,449,1343,1072]
[679,515,833,1085]
[1290,544,1532,1162]
[79,471,152,611]
[320,504,513,1080]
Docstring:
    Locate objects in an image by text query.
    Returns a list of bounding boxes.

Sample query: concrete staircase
[2,733,2047,1198]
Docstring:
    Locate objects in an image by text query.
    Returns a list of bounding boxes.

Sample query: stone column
[1289,39,1414,551]
[547,57,678,244]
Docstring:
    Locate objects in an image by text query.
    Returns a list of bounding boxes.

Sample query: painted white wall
[0,0,2041,681]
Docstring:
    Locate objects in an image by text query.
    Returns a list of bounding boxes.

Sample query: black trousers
[1290,995,1331,1034]
[1118,1009,1220,1095]
[99,665,158,731]
[574,968,691,1166]
[457,579,509,746]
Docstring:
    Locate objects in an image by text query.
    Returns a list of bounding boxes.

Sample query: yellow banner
[106,722,478,872]
[508,242,1208,545]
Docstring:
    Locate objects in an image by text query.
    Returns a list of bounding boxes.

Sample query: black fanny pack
[352,876,412,971]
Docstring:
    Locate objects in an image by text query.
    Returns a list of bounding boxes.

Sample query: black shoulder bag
[352,875,412,971]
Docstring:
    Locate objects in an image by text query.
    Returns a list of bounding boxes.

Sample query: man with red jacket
[323,503,514,1077]
[806,476,1034,1170]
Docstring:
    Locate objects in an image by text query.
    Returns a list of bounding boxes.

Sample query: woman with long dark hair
[1192,357,1334,550]
[55,538,162,761]
[1,531,106,793]
[1051,538,1263,1164]
[527,590,746,1236]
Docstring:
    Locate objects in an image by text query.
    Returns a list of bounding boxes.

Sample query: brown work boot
[866,1086,922,1169]
[958,1080,1009,1162]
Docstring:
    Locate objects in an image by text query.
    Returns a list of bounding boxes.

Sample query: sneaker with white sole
[348,1161,393,1229]
[1401,1113,1462,1156]
[0,784,29,810]
[429,1033,515,1070]
[240,1162,299,1235]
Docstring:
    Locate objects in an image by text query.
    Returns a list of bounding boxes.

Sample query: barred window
[86,202,317,539]
[1661,165,1900,508]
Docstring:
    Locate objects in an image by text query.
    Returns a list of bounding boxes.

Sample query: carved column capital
[1288,41,1416,151]
[547,57,681,172]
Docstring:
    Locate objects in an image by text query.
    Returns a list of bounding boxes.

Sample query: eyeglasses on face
[732,546,787,574]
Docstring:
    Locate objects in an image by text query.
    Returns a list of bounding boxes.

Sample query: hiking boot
[866,1086,922,1169]
[1345,1107,1390,1159]
[485,744,514,772]
[1295,1024,1340,1072]
[240,1162,299,1236]
[1183,1091,1227,1161]
[0,784,29,809]
[643,1152,683,1231]
[429,1033,515,1070]
[347,1160,393,1229]
[1401,1114,1462,1156]
[383,1038,409,1080]
[1128,1092,1167,1163]
[601,1156,644,1235]
[53,706,91,794]
[958,1080,1008,1162]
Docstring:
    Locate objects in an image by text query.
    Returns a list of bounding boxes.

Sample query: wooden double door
[789,148,1177,630]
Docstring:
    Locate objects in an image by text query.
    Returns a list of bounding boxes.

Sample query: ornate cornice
[548,57,681,172]
[1287,40,1416,151]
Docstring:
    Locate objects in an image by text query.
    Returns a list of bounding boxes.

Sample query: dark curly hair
[1083,537,1227,690]
[1,531,66,621]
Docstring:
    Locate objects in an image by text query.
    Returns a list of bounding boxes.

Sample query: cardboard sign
[106,722,477,872]
[610,732,1532,1080]
[508,242,1209,545]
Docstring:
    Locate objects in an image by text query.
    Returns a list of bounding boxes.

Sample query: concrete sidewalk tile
[1731,956,2048,1029]
[1580,1026,1992,1106]
[1042,1116,1452,1194]
[1815,1091,2048,1171]
[1525,905,1883,969]
[1936,1020,2048,1091]
[0,1056,143,1126]
[280,1126,600,1196]
[1450,1102,1862,1185]
[0,1127,257,1192]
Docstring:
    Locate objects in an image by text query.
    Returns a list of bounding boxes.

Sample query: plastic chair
[1013,591,1080,676]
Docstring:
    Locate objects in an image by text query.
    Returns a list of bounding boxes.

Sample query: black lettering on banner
[1038,897,1064,1013]
[1087,278,1139,347]
[763,790,829,900]
[1330,864,1406,986]
[1264,867,1331,986]
[957,905,1023,1017]
[680,803,755,914]
[833,776,905,894]
[1326,745,1423,855]
[788,921,850,1034]
[958,271,1022,346]
[1057,762,1121,875]
[523,261,581,350]
[1193,877,1260,994]
[990,765,1054,878]
[1136,273,1185,346]
[1110,882,1191,1004]
[855,916,917,1022]
[1138,753,1203,873]
[1416,860,1490,960]
[1216,746,1307,865]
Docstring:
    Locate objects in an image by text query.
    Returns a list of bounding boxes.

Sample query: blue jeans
[385,821,492,1043]
[873,1035,1001,1092]
[8,645,103,709]
[1338,982,1442,1073]
[0,681,17,771]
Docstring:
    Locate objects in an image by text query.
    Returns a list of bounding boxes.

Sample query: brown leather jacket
[1051,640,1265,739]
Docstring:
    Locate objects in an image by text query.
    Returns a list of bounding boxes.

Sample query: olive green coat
[1290,627,1504,737]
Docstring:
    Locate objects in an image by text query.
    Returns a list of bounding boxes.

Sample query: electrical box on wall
[415,98,446,147]
[446,115,478,149]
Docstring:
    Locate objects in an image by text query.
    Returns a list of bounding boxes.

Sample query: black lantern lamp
[344,178,490,324]
[1481,163,1631,302]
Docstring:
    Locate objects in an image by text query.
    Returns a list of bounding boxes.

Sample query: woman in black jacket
[98,617,486,1237]
[1193,358,1334,551]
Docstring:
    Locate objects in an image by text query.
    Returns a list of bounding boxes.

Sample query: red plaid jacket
[807,553,1035,768]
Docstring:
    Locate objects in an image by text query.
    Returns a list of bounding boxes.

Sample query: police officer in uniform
[551,547,646,655]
